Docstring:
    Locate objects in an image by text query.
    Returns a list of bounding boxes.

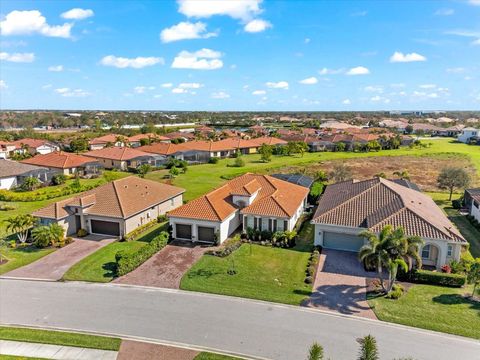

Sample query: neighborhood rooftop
[21,151,97,169]
[0,159,48,178]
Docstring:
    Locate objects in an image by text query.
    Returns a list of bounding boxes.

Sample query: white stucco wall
[471,200,480,222]
[458,130,478,143]
[0,176,17,190]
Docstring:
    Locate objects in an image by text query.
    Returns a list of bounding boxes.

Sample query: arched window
[421,245,431,259]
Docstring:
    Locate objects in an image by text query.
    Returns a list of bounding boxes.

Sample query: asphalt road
[0,279,478,360]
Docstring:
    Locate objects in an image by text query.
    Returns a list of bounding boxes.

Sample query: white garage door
[323,232,365,252]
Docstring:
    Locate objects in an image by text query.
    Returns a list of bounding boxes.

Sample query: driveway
[114,240,210,288]
[2,235,116,281]
[306,249,377,319]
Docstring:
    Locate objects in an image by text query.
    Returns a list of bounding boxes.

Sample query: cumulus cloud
[370,95,390,103]
[160,21,217,42]
[469,0,480,5]
[100,55,164,69]
[390,51,427,63]
[172,87,187,94]
[252,90,266,95]
[299,77,318,85]
[178,0,263,21]
[133,86,156,94]
[0,80,7,90]
[61,8,94,20]
[0,52,35,62]
[179,82,203,89]
[346,66,370,75]
[171,48,223,70]
[318,67,344,75]
[0,10,72,38]
[342,99,351,105]
[244,19,271,33]
[48,65,64,72]
[419,84,436,89]
[211,91,230,99]
[161,83,173,88]
[266,81,289,89]
[54,87,90,97]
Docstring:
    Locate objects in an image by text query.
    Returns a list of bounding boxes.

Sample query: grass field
[0,245,55,276]
[63,222,167,282]
[194,353,242,360]
[0,326,121,351]
[368,284,480,339]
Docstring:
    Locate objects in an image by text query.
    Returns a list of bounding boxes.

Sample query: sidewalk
[0,340,118,360]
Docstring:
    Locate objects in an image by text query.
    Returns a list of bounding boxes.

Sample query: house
[464,188,480,219]
[84,147,165,170]
[11,138,60,155]
[0,141,16,159]
[164,131,195,142]
[458,127,479,144]
[21,152,103,176]
[311,178,467,269]
[33,177,185,237]
[249,125,268,137]
[168,173,309,243]
[139,142,187,160]
[128,133,170,148]
[88,134,126,150]
[436,125,464,137]
[0,159,52,190]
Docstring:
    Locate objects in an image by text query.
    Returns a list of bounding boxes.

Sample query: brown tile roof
[0,159,48,178]
[312,178,466,243]
[139,142,187,155]
[21,151,97,169]
[128,133,170,142]
[12,138,55,149]
[84,147,155,161]
[33,176,185,220]
[168,173,308,222]
[89,134,123,145]
[165,131,195,140]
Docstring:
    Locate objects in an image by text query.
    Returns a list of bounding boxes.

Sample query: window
[253,217,258,230]
[147,211,151,219]
[283,220,288,231]
[171,198,175,206]
[421,245,430,259]
[447,244,453,257]
[273,219,277,231]
[268,219,272,231]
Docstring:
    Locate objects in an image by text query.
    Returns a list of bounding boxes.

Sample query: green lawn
[63,222,167,282]
[0,245,55,275]
[180,224,314,305]
[0,355,47,360]
[0,326,121,351]
[368,284,480,339]
[195,353,242,360]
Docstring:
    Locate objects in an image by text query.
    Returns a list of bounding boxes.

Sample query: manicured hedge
[123,219,162,241]
[0,183,100,202]
[411,269,466,287]
[115,231,169,276]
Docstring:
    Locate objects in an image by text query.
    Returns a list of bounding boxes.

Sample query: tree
[467,258,480,298]
[5,214,36,244]
[388,135,401,149]
[357,335,379,360]
[358,225,424,293]
[367,140,381,152]
[137,164,151,178]
[335,142,346,152]
[258,143,273,162]
[21,176,40,191]
[329,163,352,183]
[51,174,67,185]
[437,167,471,200]
[405,125,413,134]
[314,170,328,182]
[234,156,245,167]
[169,166,180,178]
[393,170,410,180]
[307,342,324,360]
[69,137,89,153]
[32,223,65,248]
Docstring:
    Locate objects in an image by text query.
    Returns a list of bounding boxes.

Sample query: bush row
[305,248,321,284]
[123,217,166,241]
[0,182,101,202]
[115,231,169,276]
[401,269,466,287]
[205,236,242,257]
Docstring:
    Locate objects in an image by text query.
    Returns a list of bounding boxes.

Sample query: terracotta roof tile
[84,147,155,161]
[21,151,97,169]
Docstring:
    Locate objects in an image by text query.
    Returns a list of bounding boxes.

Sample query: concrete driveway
[306,249,377,319]
[2,235,116,281]
[114,240,210,288]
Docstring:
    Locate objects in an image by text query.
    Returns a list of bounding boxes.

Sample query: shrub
[451,199,462,209]
[209,157,219,164]
[205,236,242,257]
[65,237,73,244]
[157,214,167,223]
[76,228,88,237]
[0,182,101,202]
[233,157,245,167]
[305,276,313,284]
[115,231,169,276]
[410,269,466,287]
[385,284,404,299]
[0,204,15,211]
[123,219,163,241]
[51,174,67,186]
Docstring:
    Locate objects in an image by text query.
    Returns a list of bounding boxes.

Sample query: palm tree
[307,342,324,360]
[393,170,410,180]
[32,223,65,248]
[358,225,423,293]
[357,335,379,360]
[5,214,36,244]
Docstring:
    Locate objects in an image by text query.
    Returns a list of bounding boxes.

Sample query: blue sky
[0,0,479,111]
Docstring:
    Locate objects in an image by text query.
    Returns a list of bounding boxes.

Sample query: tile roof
[139,142,188,155]
[128,133,170,142]
[89,134,123,145]
[12,138,55,149]
[33,176,185,220]
[312,178,466,243]
[84,147,155,161]
[21,151,98,169]
[0,159,48,178]
[168,173,309,222]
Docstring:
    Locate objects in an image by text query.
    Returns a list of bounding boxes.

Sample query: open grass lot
[63,222,167,282]
[368,284,480,339]
[0,326,121,351]
[0,246,55,276]
[180,223,314,305]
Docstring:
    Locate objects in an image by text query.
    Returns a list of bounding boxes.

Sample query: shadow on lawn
[185,268,223,279]
[433,294,480,315]
[102,262,117,279]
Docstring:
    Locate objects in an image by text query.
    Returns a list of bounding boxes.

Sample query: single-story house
[21,151,103,176]
[168,173,309,244]
[84,147,165,170]
[33,177,185,237]
[436,125,465,137]
[139,142,187,160]
[11,138,60,155]
[0,141,17,159]
[88,134,126,150]
[0,159,52,190]
[458,127,479,144]
[311,178,467,269]
[164,131,195,142]
[128,133,171,147]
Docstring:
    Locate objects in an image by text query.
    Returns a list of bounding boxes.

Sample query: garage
[323,232,365,252]
[176,224,192,240]
[90,219,120,236]
[197,226,215,243]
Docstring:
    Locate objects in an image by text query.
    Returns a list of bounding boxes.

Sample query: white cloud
[61,8,94,20]
[211,91,230,99]
[0,80,7,90]
[179,82,203,89]
[390,51,427,63]
[252,90,266,95]
[171,48,223,70]
[342,99,351,105]
[412,91,440,99]
[364,85,383,93]
[419,84,436,89]
[434,8,454,16]
[172,87,187,94]
[318,67,344,75]
[346,66,370,75]
[100,55,164,69]
[0,10,72,38]
[54,87,89,97]
[304,38,311,44]
[42,84,52,90]
[0,52,35,62]
[48,65,64,72]
[134,86,147,94]
[299,77,318,85]
[266,81,289,89]
[161,83,173,88]
[160,21,217,43]
[244,19,271,33]
[469,0,480,5]
[473,38,480,46]
[370,95,390,103]
[445,29,480,45]
[178,0,263,21]
[446,67,465,74]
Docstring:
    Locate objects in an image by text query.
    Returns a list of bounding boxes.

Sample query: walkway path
[117,340,198,360]
[2,236,115,281]
[0,340,117,360]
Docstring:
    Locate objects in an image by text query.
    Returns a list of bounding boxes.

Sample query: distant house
[249,125,268,137]
[457,127,479,144]
[311,178,467,269]
[0,159,52,190]
[88,134,126,150]
[21,152,102,176]
[128,133,170,148]
[34,177,185,237]
[11,138,60,155]
[164,131,195,142]
[0,141,16,159]
[168,173,309,244]
[436,125,464,137]
[464,188,480,223]
[84,147,165,170]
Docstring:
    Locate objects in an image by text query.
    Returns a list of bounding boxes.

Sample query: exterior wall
[36,145,58,155]
[0,176,17,190]
[471,199,480,222]
[219,211,241,242]
[458,130,478,143]
[58,216,77,236]
[232,192,258,207]
[0,151,8,159]
[93,158,126,170]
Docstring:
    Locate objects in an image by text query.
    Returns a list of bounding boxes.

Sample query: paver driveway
[2,235,116,281]
[306,249,377,319]
[114,240,210,289]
